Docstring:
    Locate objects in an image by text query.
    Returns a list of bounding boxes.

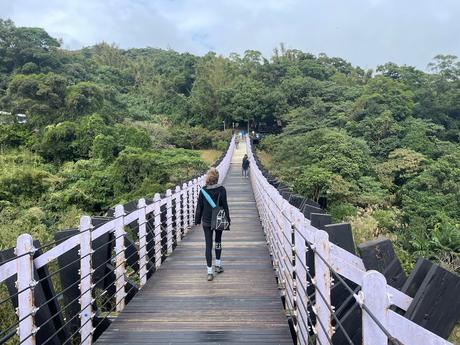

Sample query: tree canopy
[0,20,459,278]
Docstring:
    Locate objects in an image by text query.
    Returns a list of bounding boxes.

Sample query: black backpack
[201,189,230,231]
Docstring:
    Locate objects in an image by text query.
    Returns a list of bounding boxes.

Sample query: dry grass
[257,150,274,170]
[346,209,381,244]
[199,149,223,165]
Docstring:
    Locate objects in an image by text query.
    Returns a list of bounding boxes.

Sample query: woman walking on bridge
[242,154,250,177]
[195,168,231,281]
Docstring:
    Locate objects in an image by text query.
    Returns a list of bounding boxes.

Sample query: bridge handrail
[0,135,235,345]
[245,136,452,345]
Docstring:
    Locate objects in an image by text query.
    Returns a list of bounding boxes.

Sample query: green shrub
[0,124,34,149]
[372,208,399,232]
[169,126,230,149]
[329,203,357,222]
[39,121,78,162]
[215,140,227,151]
[91,134,119,160]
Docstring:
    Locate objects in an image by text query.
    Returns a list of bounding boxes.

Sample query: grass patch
[199,149,223,165]
[258,150,274,170]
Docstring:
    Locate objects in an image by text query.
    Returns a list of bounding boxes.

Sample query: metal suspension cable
[0,328,16,344]
[61,280,137,345]
[32,228,128,293]
[300,281,330,345]
[36,230,155,314]
[36,281,111,342]
[37,239,152,345]
[35,236,153,333]
[34,277,80,311]
[0,250,35,267]
[16,201,188,345]
[36,228,148,309]
[4,193,191,344]
[0,284,34,308]
[253,159,404,344]
[310,242,403,345]
[295,292,316,345]
[78,282,139,345]
[38,298,93,345]
[256,180,293,222]
[304,267,355,345]
[34,228,91,252]
[258,191,351,344]
[0,311,34,342]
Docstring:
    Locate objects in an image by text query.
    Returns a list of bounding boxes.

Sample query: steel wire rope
[304,266,355,345]
[309,241,403,345]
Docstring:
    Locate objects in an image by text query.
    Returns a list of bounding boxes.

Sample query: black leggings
[203,226,223,267]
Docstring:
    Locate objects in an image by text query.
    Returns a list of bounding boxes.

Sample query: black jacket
[242,158,250,169]
[195,184,231,227]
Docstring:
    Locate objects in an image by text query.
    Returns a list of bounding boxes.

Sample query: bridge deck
[96,142,293,345]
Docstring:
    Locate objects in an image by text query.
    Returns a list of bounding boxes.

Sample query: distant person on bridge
[242,154,250,177]
[235,136,239,149]
[195,168,231,281]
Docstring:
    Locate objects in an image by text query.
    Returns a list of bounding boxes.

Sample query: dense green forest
[256,53,460,273]
[0,19,229,249]
[0,19,459,276]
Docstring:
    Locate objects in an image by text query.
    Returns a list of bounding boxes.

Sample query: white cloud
[1,0,459,69]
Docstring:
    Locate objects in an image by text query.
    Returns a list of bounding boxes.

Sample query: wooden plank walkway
[96,141,293,345]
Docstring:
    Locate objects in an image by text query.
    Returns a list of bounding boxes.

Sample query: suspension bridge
[0,136,459,345]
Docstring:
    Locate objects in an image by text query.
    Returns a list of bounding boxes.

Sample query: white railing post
[188,181,194,228]
[193,178,198,210]
[137,198,147,288]
[114,205,126,312]
[293,209,309,345]
[362,271,388,345]
[79,215,93,345]
[289,204,297,320]
[165,189,173,255]
[16,234,36,345]
[174,186,182,244]
[194,179,199,223]
[314,230,332,345]
[153,193,162,268]
[274,193,284,276]
[182,183,189,235]
[279,199,289,303]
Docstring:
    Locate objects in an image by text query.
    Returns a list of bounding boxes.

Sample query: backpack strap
[201,189,216,208]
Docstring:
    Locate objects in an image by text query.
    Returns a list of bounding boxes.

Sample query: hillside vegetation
[0,19,229,249]
[256,55,460,273]
[0,19,459,276]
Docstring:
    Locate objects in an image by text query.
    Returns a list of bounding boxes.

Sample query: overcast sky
[1,0,459,70]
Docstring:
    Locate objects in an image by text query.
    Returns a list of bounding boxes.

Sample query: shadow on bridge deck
[96,141,293,345]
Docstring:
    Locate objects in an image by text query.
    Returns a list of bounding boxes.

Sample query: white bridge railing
[0,137,235,345]
[245,136,453,345]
